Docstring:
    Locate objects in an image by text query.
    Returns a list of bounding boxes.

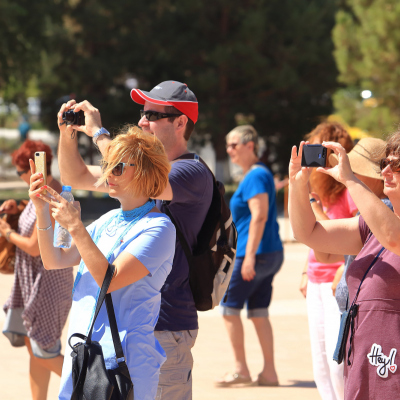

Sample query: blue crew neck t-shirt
[231,163,283,257]
[59,211,176,400]
[156,158,214,331]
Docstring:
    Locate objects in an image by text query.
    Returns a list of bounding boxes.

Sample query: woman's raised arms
[289,142,363,256]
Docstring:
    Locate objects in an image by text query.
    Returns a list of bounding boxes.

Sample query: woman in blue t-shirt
[216,125,283,387]
[28,126,176,400]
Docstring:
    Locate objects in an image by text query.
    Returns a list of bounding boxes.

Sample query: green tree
[0,0,63,112]
[1,0,339,173]
[333,0,400,136]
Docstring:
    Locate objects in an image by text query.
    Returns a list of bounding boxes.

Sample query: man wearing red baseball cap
[57,80,214,400]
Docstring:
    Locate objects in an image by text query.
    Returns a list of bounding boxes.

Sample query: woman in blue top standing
[28,125,176,400]
[216,125,283,387]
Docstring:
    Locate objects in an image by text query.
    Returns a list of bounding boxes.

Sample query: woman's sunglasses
[379,158,400,173]
[16,170,29,177]
[140,110,182,121]
[103,162,135,176]
[226,142,240,150]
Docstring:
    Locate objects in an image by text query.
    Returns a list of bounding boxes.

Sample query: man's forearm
[58,132,105,191]
[58,132,87,185]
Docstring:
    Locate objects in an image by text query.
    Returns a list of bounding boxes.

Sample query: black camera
[62,110,85,126]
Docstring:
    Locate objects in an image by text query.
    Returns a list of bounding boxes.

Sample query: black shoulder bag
[68,264,134,400]
[333,246,384,365]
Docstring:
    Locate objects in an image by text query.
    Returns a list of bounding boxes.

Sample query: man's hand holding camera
[57,100,102,138]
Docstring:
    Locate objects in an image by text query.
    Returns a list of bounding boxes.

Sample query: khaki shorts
[155,329,198,400]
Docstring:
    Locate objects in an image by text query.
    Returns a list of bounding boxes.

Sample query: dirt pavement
[0,241,321,400]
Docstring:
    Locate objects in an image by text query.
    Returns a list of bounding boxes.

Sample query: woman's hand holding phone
[28,159,50,212]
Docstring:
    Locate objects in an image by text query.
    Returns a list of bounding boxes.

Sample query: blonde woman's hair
[96,125,170,198]
[226,125,259,155]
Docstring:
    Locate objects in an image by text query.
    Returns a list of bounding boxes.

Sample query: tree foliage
[333,0,400,136]
[1,0,339,172]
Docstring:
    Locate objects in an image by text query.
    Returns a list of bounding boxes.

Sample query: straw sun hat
[328,137,386,180]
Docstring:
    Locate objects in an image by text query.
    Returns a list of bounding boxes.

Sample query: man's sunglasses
[379,158,400,173]
[140,110,182,121]
[103,162,135,176]
[16,170,29,177]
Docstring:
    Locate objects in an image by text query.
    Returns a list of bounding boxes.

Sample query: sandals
[257,373,279,387]
[215,372,252,387]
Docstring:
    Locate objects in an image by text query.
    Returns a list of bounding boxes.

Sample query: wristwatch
[93,127,110,146]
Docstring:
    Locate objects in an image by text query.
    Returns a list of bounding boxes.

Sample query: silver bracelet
[37,224,52,231]
[5,229,15,242]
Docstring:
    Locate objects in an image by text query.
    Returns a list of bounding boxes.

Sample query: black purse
[68,264,134,400]
[333,247,384,365]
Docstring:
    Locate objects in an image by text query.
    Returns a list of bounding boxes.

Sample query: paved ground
[0,240,320,400]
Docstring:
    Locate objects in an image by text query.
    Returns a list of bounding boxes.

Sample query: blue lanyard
[71,199,155,297]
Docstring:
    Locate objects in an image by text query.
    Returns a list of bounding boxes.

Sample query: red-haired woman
[299,123,357,400]
[0,140,73,400]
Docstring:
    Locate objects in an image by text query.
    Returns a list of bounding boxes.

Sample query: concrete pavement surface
[0,241,321,400]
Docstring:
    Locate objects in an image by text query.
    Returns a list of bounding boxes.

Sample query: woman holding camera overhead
[30,124,176,400]
[0,140,73,400]
[289,130,400,399]
[299,122,356,400]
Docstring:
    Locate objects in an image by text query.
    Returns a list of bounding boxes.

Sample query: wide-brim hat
[329,137,386,180]
[131,80,198,123]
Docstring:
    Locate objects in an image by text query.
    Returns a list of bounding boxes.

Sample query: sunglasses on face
[16,170,29,177]
[226,142,240,150]
[103,162,135,176]
[379,158,400,173]
[140,110,182,121]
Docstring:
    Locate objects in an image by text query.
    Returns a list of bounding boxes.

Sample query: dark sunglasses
[103,162,135,176]
[16,170,29,177]
[140,110,182,121]
[379,158,400,173]
[226,142,240,150]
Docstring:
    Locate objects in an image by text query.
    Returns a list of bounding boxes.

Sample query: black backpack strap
[164,206,192,261]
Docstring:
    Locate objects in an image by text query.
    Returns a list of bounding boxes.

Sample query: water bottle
[53,185,74,248]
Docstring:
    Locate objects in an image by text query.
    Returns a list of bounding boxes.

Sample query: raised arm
[309,192,345,263]
[33,181,152,292]
[288,142,362,256]
[57,100,108,192]
[321,141,400,256]
[28,160,81,269]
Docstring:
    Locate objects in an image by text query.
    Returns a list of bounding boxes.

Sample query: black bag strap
[350,246,384,308]
[86,264,115,343]
[105,294,130,372]
[346,246,384,365]
[69,264,127,365]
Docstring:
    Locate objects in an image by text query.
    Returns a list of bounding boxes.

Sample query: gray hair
[226,125,259,155]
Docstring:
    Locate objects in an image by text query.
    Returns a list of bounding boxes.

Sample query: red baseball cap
[131,80,198,123]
